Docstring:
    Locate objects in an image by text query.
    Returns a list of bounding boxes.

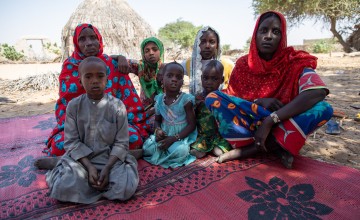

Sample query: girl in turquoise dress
[143,62,197,168]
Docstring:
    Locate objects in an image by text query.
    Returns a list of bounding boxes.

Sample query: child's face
[79,61,107,100]
[201,67,223,95]
[77,28,100,57]
[199,30,218,60]
[144,42,160,64]
[163,64,184,93]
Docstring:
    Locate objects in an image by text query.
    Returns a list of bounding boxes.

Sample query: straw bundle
[61,0,155,61]
[1,72,59,92]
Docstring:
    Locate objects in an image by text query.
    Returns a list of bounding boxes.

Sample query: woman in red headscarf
[43,24,150,158]
[205,11,333,168]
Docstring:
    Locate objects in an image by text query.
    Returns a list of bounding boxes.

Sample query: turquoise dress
[143,93,197,168]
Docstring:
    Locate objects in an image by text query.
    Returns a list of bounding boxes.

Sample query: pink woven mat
[0,114,359,219]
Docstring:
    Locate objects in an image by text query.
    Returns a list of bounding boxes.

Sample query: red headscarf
[46,24,149,155]
[225,11,317,104]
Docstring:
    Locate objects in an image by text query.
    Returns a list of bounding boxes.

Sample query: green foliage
[251,0,359,52]
[312,40,334,53]
[44,42,61,55]
[222,44,231,52]
[1,43,24,61]
[159,18,202,49]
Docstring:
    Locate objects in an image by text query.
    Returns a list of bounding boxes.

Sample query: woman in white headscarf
[182,26,234,96]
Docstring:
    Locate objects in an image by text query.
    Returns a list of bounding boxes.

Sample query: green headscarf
[138,37,164,98]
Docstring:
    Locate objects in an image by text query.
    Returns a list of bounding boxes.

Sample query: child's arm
[96,155,118,190]
[64,100,99,186]
[79,157,99,187]
[154,114,167,142]
[96,100,129,190]
[158,101,196,151]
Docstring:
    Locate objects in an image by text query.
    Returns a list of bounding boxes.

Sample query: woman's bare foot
[275,148,294,169]
[34,157,59,170]
[267,133,294,169]
[129,149,143,159]
[190,149,207,158]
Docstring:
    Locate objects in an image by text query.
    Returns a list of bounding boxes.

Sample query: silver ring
[256,142,261,145]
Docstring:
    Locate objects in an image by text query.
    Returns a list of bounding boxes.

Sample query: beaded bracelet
[174,134,181,141]
[270,112,281,124]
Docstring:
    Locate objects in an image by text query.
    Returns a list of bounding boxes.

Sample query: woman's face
[256,16,282,61]
[144,42,160,64]
[199,30,218,60]
[78,28,100,57]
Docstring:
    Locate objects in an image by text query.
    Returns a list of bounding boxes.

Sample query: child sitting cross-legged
[142,62,197,168]
[46,57,139,204]
[190,60,232,159]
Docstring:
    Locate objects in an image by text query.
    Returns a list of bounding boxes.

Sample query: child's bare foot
[129,149,143,159]
[212,147,224,157]
[217,144,260,164]
[190,149,207,158]
[34,157,59,170]
[216,149,241,163]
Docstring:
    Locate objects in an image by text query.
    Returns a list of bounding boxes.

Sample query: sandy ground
[0,55,359,170]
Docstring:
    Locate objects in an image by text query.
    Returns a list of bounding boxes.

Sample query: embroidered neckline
[163,92,182,105]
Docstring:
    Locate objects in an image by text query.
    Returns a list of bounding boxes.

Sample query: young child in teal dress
[143,62,197,168]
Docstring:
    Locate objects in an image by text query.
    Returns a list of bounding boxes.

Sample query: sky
[0,0,333,49]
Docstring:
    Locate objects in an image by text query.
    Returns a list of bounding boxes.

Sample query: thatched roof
[61,0,155,61]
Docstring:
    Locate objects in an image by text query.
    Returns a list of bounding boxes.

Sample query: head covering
[225,11,317,104]
[189,26,221,96]
[72,24,103,60]
[138,37,164,98]
[46,24,149,156]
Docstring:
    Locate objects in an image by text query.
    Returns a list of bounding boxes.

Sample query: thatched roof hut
[61,0,155,61]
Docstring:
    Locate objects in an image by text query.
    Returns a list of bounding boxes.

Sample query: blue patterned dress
[143,93,197,168]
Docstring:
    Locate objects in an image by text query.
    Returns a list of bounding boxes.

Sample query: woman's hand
[254,116,274,152]
[158,136,177,151]
[94,166,110,190]
[256,98,284,112]
[145,107,155,117]
[117,55,131,74]
[155,128,167,142]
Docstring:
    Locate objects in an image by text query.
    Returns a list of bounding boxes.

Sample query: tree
[159,18,202,49]
[1,44,24,61]
[222,44,231,52]
[243,37,252,53]
[252,0,360,52]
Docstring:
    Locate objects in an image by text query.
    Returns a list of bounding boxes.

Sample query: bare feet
[267,133,294,169]
[34,157,59,170]
[190,149,207,159]
[212,147,224,157]
[129,149,143,159]
[217,144,260,164]
[275,148,294,169]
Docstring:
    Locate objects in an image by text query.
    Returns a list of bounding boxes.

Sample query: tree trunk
[329,17,352,53]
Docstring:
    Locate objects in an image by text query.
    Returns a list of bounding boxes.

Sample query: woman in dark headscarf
[205,11,333,168]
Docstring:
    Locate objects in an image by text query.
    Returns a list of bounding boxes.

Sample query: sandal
[332,109,347,118]
[325,119,341,135]
[355,113,360,122]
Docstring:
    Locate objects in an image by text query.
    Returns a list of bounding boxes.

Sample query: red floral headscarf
[72,23,104,59]
[225,11,317,104]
